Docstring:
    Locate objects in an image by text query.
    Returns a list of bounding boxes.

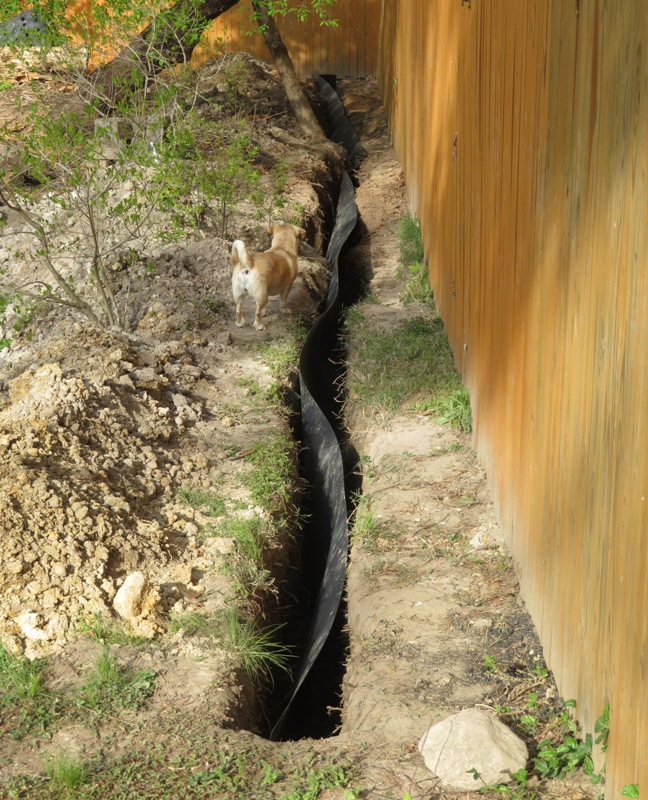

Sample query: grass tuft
[244,435,296,514]
[75,647,156,715]
[222,608,293,685]
[433,386,472,432]
[0,644,58,739]
[45,750,90,795]
[398,212,425,266]
[178,486,227,517]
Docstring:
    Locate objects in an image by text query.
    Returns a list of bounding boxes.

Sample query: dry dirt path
[331,79,577,798]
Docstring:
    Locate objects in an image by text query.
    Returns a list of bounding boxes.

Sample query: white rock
[16,611,49,641]
[418,708,528,790]
[113,571,149,621]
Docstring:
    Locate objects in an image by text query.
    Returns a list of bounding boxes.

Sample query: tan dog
[231,223,306,331]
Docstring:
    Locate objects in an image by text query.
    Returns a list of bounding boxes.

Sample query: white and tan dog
[231,222,306,331]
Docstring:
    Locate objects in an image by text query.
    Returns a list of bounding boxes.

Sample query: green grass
[75,647,156,716]
[350,492,399,552]
[45,751,90,796]
[178,487,227,517]
[432,386,472,432]
[168,611,213,637]
[345,311,462,416]
[398,211,425,267]
[259,320,306,381]
[6,726,360,799]
[212,512,280,601]
[244,435,296,514]
[167,606,292,686]
[76,614,149,647]
[222,608,293,685]
[218,514,268,564]
[0,644,58,739]
[397,213,433,305]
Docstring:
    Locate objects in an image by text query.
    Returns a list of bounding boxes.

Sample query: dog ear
[266,225,275,236]
[295,226,307,240]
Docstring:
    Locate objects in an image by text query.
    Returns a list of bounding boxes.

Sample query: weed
[222,608,292,684]
[519,713,540,736]
[623,786,640,798]
[45,750,90,795]
[76,613,148,646]
[284,761,360,800]
[244,435,296,515]
[533,733,593,778]
[351,492,399,552]
[76,647,156,715]
[0,644,58,739]
[594,702,610,751]
[434,386,472,432]
[398,211,425,267]
[483,654,499,674]
[0,337,12,350]
[529,662,549,679]
[7,726,360,800]
[205,297,226,315]
[178,486,227,517]
[475,701,613,800]
[401,260,433,305]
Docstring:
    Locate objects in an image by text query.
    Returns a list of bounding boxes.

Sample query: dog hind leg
[253,300,267,330]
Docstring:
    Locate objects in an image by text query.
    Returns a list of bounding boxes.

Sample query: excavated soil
[0,50,597,800]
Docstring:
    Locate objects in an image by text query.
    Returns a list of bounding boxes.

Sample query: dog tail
[231,239,254,271]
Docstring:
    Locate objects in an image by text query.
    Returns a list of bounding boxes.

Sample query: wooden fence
[377,0,648,792]
[58,0,378,77]
[194,0,378,77]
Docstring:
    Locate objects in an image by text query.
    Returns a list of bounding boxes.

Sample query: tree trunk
[89,0,327,141]
[251,1,327,142]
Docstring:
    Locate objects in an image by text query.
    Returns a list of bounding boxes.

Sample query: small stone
[16,612,49,641]
[104,495,130,513]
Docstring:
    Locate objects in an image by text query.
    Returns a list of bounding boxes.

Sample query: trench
[258,78,367,741]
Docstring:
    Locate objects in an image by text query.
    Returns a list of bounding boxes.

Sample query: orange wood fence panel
[179,0,377,76]
[28,1,377,76]
[378,0,648,792]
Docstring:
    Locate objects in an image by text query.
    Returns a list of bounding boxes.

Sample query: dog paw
[235,320,245,328]
[253,322,265,331]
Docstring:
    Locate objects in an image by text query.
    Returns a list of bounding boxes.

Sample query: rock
[113,571,149,621]
[418,708,528,790]
[15,611,49,641]
[112,571,162,639]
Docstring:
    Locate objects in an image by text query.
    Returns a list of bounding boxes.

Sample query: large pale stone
[112,572,162,639]
[418,708,528,790]
[113,571,149,621]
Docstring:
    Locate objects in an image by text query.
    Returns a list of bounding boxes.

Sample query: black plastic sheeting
[0,9,47,45]
[318,77,367,170]
[270,79,362,739]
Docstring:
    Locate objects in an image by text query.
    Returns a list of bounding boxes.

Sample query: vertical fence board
[196,0,377,77]
[378,0,648,791]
